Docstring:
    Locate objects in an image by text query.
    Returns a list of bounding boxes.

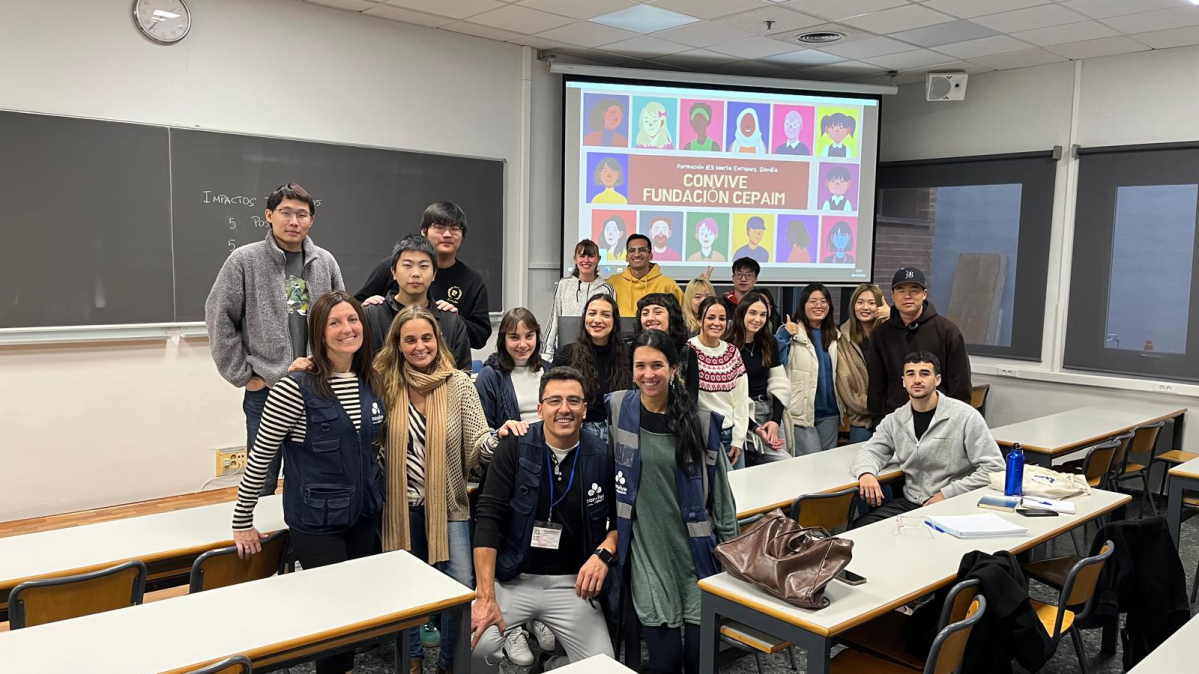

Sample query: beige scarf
[835,337,870,427]
[383,363,454,563]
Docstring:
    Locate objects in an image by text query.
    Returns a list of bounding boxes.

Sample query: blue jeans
[408,508,474,667]
[849,425,874,444]
[243,388,280,496]
[582,420,609,447]
[719,427,745,470]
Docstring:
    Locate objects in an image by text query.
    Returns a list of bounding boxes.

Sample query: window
[875,153,1057,360]
[1066,145,1199,382]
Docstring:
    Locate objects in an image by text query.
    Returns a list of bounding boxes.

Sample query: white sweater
[688,336,751,448]
[542,275,615,361]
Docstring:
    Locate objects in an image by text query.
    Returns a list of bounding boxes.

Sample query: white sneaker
[528,619,557,652]
[503,628,535,667]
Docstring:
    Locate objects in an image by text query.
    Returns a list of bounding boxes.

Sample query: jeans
[719,427,744,470]
[408,507,474,667]
[244,387,281,496]
[849,425,874,444]
[581,420,609,447]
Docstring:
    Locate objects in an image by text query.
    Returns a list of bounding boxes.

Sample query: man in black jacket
[470,367,617,673]
[869,267,972,425]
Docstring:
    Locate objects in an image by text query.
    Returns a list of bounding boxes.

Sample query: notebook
[1020,497,1076,514]
[977,494,1020,512]
[925,514,1029,539]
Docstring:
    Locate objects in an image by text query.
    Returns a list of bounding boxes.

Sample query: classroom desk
[553,654,637,673]
[0,495,285,604]
[1128,612,1199,673]
[1166,456,1199,545]
[698,487,1130,674]
[0,550,473,674]
[729,444,901,519]
[991,401,1186,466]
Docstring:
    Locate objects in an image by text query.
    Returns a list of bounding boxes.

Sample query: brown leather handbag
[715,509,853,610]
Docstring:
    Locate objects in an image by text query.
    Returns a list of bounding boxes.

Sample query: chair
[1110,422,1163,515]
[838,579,981,671]
[1071,436,1123,489]
[790,486,859,533]
[190,530,290,593]
[831,596,986,674]
[8,560,147,629]
[970,384,991,419]
[1025,541,1115,674]
[183,654,252,674]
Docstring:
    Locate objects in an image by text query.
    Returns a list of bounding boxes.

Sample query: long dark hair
[495,307,544,373]
[634,293,688,353]
[695,296,729,343]
[728,291,775,367]
[796,283,838,351]
[306,291,381,400]
[569,294,632,405]
[632,330,706,474]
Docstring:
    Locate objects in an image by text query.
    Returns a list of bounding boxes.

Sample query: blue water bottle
[1004,443,1025,497]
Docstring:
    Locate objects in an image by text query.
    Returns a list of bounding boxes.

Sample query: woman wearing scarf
[636,101,674,149]
[729,108,766,154]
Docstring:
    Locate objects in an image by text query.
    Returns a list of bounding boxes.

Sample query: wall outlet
[215,447,248,477]
[1157,383,1174,394]
[996,367,1018,377]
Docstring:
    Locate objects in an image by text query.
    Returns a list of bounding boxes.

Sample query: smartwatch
[593,547,616,566]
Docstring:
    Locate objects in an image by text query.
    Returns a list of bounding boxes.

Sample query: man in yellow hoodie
[609,233,684,317]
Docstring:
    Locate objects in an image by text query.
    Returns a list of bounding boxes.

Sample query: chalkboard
[0,110,505,329]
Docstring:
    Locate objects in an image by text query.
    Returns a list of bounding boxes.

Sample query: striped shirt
[406,404,427,506]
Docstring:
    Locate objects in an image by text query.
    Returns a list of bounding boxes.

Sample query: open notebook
[925,514,1029,539]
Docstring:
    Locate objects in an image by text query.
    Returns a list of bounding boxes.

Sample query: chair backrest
[936,578,982,632]
[970,384,991,412]
[925,595,987,674]
[9,560,147,629]
[1108,431,1135,476]
[1130,421,1165,457]
[1053,540,1115,636]
[190,530,290,593]
[1081,438,1121,488]
[184,654,252,674]
[790,487,858,531]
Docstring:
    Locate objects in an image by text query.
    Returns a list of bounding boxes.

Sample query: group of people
[206,184,1005,674]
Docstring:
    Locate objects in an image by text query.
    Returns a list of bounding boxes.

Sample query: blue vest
[605,389,724,580]
[281,372,385,535]
[495,422,612,583]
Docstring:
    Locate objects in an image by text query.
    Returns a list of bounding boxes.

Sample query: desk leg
[396,628,410,674]
[699,591,721,674]
[701,591,831,674]
[1167,474,1183,547]
[453,602,472,672]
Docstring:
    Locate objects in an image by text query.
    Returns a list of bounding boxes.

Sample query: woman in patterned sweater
[687,297,750,470]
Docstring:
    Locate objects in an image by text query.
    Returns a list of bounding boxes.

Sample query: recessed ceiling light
[796,31,845,44]
[590,5,699,34]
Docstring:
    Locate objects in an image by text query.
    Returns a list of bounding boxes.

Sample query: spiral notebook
[924,514,1029,539]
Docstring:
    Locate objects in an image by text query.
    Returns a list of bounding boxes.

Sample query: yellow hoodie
[609,263,684,317]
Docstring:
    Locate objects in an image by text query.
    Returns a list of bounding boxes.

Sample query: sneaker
[503,628,535,667]
[528,619,556,651]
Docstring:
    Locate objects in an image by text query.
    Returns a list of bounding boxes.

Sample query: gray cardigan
[205,232,344,387]
[850,394,1004,503]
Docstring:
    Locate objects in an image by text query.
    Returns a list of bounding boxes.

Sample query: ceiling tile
[362,4,456,26]
[917,59,995,74]
[762,49,848,67]
[536,21,638,47]
[590,4,699,33]
[517,0,639,20]
[935,34,1030,59]
[306,0,377,11]
[839,4,957,34]
[888,19,999,47]
[441,21,528,41]
[1013,20,1119,46]
[1044,35,1150,59]
[1133,24,1199,49]
[468,5,574,32]
[600,34,692,57]
[766,22,877,46]
[922,0,1048,20]
[1102,7,1199,34]
[651,21,755,48]
[861,49,959,69]
[967,47,1067,69]
[706,36,809,59]
[792,0,908,22]
[649,49,743,69]
[801,61,888,79]
[820,36,917,58]
[383,0,504,19]
[650,0,769,20]
[973,4,1091,33]
[1061,0,1188,20]
[703,6,825,37]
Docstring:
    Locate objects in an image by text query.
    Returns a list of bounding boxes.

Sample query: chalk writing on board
[203,191,257,206]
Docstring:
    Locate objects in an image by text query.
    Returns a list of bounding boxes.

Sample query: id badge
[531,521,563,550]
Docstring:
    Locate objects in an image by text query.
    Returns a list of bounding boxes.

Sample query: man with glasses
[471,367,617,673]
[608,233,684,317]
[868,267,972,426]
[356,201,492,349]
[205,183,344,496]
[721,257,780,331]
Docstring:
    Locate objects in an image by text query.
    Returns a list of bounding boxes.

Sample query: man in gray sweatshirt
[850,350,1003,528]
[205,183,344,496]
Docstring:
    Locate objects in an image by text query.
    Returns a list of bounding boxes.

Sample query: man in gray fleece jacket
[850,350,1003,528]
[205,183,344,495]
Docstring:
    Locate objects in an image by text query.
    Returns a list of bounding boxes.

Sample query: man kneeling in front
[851,351,1004,528]
[471,367,618,672]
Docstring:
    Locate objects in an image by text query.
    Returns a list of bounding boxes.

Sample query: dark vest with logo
[281,372,385,535]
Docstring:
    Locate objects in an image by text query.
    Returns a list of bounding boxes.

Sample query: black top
[552,342,614,423]
[739,340,784,425]
[641,404,669,433]
[913,407,935,441]
[355,256,492,349]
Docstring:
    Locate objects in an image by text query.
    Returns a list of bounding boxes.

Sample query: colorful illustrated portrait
[817,162,860,213]
[775,215,818,263]
[592,210,636,262]
[582,94,630,148]
[678,99,725,153]
[816,106,861,159]
[730,213,774,264]
[820,216,858,264]
[632,96,677,150]
[639,210,685,262]
[771,105,815,157]
[726,101,770,155]
[585,153,630,205]
[685,212,730,262]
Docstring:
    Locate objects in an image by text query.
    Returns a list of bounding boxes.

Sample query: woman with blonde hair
[682,277,716,338]
[831,284,888,444]
[635,101,674,149]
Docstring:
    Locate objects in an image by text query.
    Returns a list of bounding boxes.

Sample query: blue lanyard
[545,447,578,523]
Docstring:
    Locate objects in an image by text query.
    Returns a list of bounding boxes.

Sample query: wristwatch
[593,547,616,566]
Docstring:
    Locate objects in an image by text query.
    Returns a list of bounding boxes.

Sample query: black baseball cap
[892,267,927,289]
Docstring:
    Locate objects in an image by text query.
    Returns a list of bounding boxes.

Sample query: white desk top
[1129,612,1199,672]
[1169,456,1199,481]
[990,401,1185,455]
[553,655,637,673]
[0,550,474,674]
[700,487,1130,637]
[729,444,900,519]
[0,495,285,590]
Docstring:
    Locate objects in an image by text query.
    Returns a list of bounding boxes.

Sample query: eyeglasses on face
[273,209,312,223]
[429,223,464,235]
[540,396,586,409]
[626,246,650,254]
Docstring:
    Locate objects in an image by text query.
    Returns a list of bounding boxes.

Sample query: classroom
[1,1,1198,673]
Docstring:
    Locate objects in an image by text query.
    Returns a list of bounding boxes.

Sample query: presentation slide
[562,77,880,285]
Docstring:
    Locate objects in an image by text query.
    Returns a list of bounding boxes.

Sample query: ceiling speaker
[925,72,968,101]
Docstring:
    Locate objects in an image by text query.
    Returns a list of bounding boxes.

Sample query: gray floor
[291,501,1198,674]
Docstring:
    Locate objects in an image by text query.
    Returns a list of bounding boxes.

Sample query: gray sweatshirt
[850,393,1004,503]
[205,232,344,387]
[541,274,615,361]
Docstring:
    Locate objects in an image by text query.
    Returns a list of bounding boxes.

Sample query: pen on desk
[925,520,946,534]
